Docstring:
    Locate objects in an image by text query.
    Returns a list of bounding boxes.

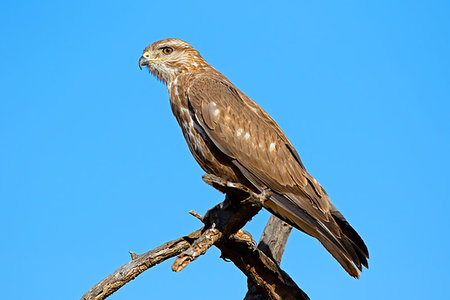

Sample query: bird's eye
[162,47,173,55]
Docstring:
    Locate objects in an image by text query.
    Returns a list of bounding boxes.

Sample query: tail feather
[313,207,369,277]
[266,192,369,277]
[316,231,361,278]
[330,208,369,268]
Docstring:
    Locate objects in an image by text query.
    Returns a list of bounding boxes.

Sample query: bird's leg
[235,229,258,247]
[202,173,271,206]
[172,175,271,272]
[202,174,272,247]
[225,186,271,247]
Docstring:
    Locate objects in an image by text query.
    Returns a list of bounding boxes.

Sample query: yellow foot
[236,229,257,247]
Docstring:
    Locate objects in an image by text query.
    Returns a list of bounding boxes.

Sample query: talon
[236,229,257,247]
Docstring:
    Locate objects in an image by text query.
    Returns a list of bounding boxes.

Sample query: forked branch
[81,174,308,300]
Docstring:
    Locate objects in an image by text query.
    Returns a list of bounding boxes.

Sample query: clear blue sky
[1,1,449,299]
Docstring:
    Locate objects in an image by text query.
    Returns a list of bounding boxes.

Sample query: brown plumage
[139,38,369,277]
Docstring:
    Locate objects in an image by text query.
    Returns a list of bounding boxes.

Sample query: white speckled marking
[244,133,250,140]
[237,129,243,137]
[269,142,276,152]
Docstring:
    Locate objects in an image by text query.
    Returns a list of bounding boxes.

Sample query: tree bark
[81,175,309,300]
[244,216,309,300]
[81,231,201,300]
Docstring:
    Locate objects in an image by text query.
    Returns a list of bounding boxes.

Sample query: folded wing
[187,75,369,277]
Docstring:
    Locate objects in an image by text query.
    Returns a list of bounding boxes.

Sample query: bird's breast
[169,83,205,154]
[167,79,241,182]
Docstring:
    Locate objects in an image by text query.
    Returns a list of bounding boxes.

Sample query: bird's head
[139,38,208,85]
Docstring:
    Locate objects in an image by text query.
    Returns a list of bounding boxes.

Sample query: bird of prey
[139,38,369,277]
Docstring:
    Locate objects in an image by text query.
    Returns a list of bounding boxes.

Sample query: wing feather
[186,74,368,277]
[187,75,330,217]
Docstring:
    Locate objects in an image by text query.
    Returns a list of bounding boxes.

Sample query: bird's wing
[187,75,330,221]
[186,75,368,277]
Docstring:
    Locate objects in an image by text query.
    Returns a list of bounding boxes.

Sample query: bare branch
[171,174,270,271]
[81,175,309,300]
[189,210,204,222]
[81,230,201,300]
[218,235,308,300]
[244,216,310,300]
[257,215,293,263]
[172,226,221,272]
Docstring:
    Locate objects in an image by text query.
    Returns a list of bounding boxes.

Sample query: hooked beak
[139,56,167,70]
[139,56,149,70]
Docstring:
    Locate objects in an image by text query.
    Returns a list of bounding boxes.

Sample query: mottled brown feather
[140,38,369,278]
[187,75,330,216]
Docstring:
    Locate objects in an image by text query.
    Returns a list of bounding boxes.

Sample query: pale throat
[155,57,209,87]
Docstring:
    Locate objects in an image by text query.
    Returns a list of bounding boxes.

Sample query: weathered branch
[218,235,307,300]
[172,174,270,272]
[81,230,201,300]
[81,174,309,300]
[244,216,310,300]
[256,215,293,263]
[172,225,221,272]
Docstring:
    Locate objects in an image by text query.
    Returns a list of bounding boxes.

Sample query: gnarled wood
[81,230,201,300]
[243,216,310,300]
[81,175,308,300]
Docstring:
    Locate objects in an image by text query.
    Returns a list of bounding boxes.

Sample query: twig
[189,210,204,222]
